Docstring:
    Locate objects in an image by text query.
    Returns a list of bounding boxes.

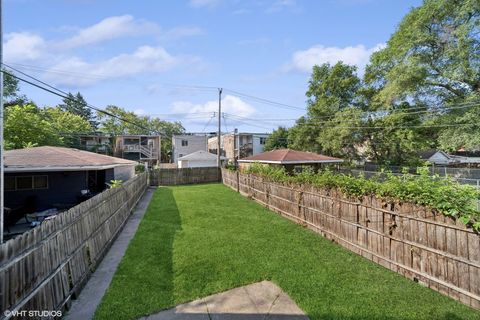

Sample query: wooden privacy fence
[150,167,221,186]
[0,172,148,318]
[222,169,480,310]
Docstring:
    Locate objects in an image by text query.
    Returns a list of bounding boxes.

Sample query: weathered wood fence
[222,169,480,309]
[150,167,220,186]
[0,172,148,318]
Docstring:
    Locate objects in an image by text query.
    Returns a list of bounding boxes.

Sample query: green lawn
[94,184,480,320]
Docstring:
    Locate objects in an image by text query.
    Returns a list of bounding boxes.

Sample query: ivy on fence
[244,163,480,231]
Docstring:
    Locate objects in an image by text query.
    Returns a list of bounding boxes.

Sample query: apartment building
[114,135,161,166]
[208,132,270,161]
[172,134,208,163]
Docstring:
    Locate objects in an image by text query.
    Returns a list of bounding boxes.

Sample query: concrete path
[141,281,309,320]
[65,187,156,320]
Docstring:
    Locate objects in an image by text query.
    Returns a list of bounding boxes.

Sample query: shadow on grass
[93,187,183,320]
[148,187,183,309]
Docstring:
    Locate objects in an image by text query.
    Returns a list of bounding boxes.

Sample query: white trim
[238,159,344,164]
[4,163,133,173]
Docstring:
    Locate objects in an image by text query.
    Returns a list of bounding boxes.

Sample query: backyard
[94,183,480,320]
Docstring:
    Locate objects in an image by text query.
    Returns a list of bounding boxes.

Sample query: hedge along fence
[150,167,221,186]
[222,169,480,310]
[0,172,148,318]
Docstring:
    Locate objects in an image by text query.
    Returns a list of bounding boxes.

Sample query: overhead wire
[2,65,169,137]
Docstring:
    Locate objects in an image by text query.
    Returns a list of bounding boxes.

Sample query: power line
[1,66,168,137]
[202,113,215,133]
[223,88,306,111]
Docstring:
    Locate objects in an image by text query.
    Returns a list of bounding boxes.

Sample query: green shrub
[245,163,480,231]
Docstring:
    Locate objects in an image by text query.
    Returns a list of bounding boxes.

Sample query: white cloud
[171,95,256,118]
[160,26,204,41]
[267,0,299,13]
[61,15,160,48]
[287,43,385,73]
[44,46,187,86]
[4,32,46,62]
[189,0,221,8]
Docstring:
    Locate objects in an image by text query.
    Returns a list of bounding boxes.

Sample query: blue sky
[4,0,422,133]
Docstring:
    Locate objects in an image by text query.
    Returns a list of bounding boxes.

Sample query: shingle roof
[5,146,136,172]
[238,149,343,164]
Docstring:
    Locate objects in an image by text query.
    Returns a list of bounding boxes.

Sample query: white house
[172,134,208,163]
[419,150,456,165]
[177,151,225,168]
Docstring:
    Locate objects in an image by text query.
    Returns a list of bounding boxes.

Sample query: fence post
[236,170,240,193]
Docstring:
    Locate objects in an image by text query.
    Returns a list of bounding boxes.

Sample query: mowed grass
[94,184,480,320]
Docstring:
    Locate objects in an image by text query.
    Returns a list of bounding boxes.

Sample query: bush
[245,163,480,231]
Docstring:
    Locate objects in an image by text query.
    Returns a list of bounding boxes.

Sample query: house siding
[5,169,114,211]
[172,135,208,163]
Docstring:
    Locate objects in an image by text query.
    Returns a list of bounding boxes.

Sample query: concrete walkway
[141,281,309,320]
[65,187,156,320]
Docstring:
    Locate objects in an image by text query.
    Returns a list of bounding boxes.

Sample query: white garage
[177,150,225,168]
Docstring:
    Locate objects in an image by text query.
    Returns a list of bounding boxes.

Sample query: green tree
[365,0,480,106]
[360,0,480,157]
[44,107,93,147]
[264,126,289,151]
[288,62,363,160]
[58,92,98,129]
[2,70,29,106]
[4,105,92,149]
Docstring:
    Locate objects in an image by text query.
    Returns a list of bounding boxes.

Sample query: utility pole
[217,88,222,168]
[0,0,4,244]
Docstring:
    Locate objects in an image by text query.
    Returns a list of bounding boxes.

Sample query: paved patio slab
[141,281,309,320]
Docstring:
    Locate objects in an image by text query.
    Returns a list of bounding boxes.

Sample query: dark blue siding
[4,168,114,211]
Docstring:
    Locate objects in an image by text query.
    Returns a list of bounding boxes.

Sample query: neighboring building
[172,134,208,163]
[78,134,113,155]
[238,149,343,173]
[114,135,161,166]
[177,150,225,168]
[419,150,456,166]
[208,132,270,161]
[4,146,136,216]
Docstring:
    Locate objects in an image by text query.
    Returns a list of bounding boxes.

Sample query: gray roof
[5,146,136,172]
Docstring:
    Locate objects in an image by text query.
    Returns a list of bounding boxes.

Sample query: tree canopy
[284,0,480,165]
[4,105,92,149]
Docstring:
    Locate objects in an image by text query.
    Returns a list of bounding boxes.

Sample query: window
[259,137,267,145]
[16,177,33,190]
[179,154,184,158]
[34,176,48,189]
[5,177,15,191]
[181,140,188,147]
[6,175,49,191]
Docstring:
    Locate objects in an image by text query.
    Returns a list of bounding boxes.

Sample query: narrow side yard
[94,184,480,320]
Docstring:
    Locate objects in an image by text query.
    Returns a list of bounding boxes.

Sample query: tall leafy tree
[264,126,289,151]
[289,62,363,160]
[2,70,29,106]
[58,92,98,129]
[4,105,91,149]
[361,0,480,157]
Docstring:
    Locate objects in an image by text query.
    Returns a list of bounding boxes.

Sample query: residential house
[238,149,343,174]
[78,134,113,155]
[172,134,208,163]
[419,150,455,166]
[177,150,225,168]
[114,135,161,166]
[208,132,270,161]
[3,146,136,233]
